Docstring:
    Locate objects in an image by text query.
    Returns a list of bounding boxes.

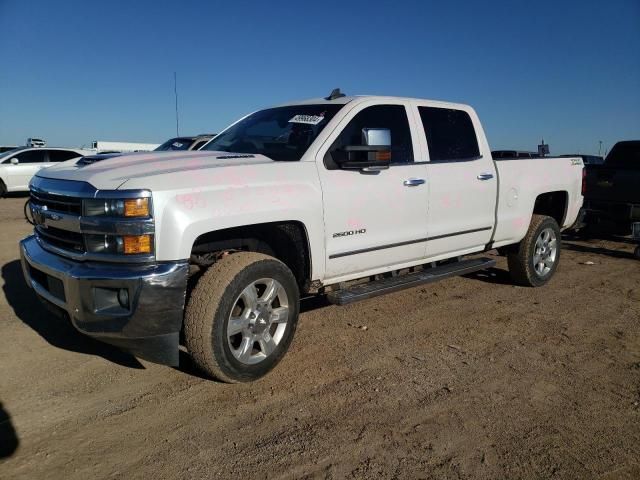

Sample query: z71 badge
[333,229,366,238]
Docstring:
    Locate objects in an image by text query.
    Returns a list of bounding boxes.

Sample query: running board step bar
[327,257,496,305]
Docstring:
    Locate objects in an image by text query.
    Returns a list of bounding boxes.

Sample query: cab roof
[276,95,472,111]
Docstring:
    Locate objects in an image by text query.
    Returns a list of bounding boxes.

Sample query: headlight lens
[85,234,153,255]
[83,198,150,217]
[123,198,150,217]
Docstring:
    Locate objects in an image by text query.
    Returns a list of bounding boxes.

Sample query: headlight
[83,198,150,217]
[85,234,153,255]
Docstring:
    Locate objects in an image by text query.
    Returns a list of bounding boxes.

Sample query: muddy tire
[507,215,561,287]
[184,252,299,383]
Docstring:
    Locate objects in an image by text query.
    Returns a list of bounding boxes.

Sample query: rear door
[412,103,497,259]
[317,100,429,281]
[6,149,46,190]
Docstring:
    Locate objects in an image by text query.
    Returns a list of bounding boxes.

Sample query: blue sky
[0,0,638,155]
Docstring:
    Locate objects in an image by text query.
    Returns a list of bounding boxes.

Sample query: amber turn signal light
[123,235,152,254]
[375,151,392,162]
[124,198,150,217]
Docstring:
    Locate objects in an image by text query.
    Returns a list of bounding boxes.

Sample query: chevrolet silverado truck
[20,91,584,382]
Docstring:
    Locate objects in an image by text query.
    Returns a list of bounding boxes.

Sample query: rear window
[48,150,81,162]
[605,141,640,168]
[418,107,480,162]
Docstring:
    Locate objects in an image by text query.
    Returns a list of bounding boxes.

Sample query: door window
[418,107,480,162]
[11,150,46,163]
[328,105,414,167]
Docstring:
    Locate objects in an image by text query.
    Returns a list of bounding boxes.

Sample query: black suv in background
[154,134,216,152]
[75,134,219,165]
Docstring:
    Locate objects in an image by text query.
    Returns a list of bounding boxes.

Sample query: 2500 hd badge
[333,228,367,238]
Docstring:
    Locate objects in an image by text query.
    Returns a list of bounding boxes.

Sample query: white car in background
[26,138,46,147]
[0,147,87,196]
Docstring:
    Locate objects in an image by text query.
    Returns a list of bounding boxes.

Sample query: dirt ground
[0,195,639,480]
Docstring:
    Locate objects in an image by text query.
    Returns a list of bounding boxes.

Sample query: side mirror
[336,128,392,171]
[362,128,391,147]
[10,158,19,165]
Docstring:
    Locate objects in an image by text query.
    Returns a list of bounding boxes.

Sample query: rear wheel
[507,215,561,287]
[0,180,6,198]
[184,252,300,382]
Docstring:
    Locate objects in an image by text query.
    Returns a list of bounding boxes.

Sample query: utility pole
[174,72,180,136]
[598,140,603,156]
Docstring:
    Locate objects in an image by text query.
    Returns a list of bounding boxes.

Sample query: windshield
[155,137,194,151]
[0,147,25,160]
[202,104,344,161]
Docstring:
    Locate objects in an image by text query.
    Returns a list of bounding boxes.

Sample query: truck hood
[36,151,275,190]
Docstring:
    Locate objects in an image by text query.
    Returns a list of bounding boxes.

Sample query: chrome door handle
[477,173,494,180]
[403,178,426,187]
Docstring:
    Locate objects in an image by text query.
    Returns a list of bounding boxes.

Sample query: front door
[317,101,429,281]
[7,149,46,190]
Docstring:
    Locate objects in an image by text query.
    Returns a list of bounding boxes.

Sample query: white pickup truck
[20,91,584,382]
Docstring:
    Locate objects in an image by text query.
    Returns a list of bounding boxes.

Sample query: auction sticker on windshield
[288,114,325,125]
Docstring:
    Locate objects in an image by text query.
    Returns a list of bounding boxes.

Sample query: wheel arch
[0,171,8,194]
[532,190,568,227]
[190,221,313,293]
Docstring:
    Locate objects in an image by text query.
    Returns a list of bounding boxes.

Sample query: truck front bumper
[20,235,189,366]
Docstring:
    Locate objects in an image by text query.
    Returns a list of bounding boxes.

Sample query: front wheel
[184,252,300,382]
[507,214,561,287]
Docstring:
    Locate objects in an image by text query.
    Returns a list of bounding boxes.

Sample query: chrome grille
[35,225,85,252]
[30,191,82,215]
[30,189,84,253]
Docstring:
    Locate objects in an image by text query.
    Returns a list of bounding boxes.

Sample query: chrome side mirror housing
[362,128,391,147]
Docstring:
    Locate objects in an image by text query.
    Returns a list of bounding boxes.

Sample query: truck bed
[491,156,584,248]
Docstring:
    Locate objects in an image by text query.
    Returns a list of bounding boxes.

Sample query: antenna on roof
[325,88,346,101]
[174,72,180,136]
